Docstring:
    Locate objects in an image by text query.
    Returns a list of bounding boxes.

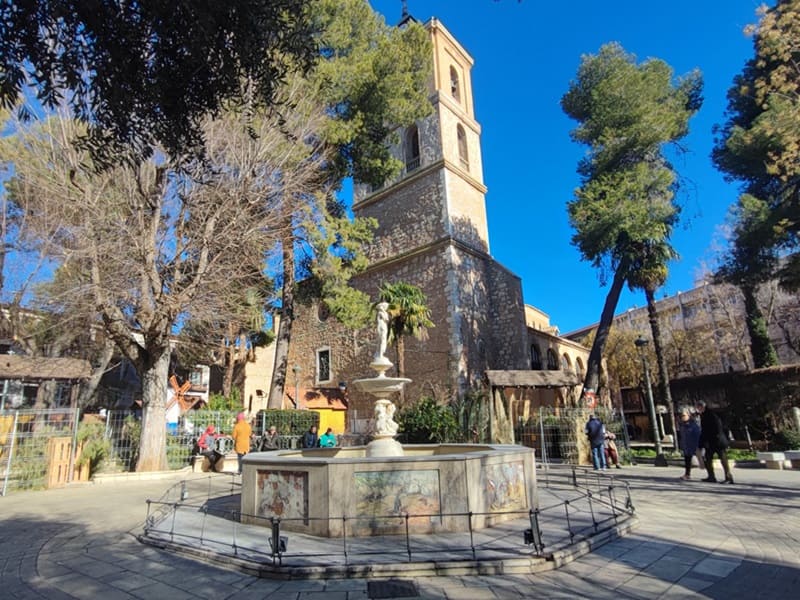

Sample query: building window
[317,301,330,322]
[189,366,208,386]
[561,353,572,372]
[575,357,585,380]
[457,124,469,170]
[547,349,559,370]
[316,347,331,384]
[405,124,420,172]
[531,344,542,370]
[449,65,461,102]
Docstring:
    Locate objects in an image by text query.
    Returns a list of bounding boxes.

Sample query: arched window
[449,65,461,102]
[405,124,420,172]
[561,353,572,372]
[531,344,542,370]
[457,124,469,170]
[547,349,559,370]
[575,357,585,380]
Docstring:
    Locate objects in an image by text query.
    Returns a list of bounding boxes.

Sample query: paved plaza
[1,464,798,599]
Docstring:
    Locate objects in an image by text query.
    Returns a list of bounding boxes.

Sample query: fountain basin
[240,444,537,537]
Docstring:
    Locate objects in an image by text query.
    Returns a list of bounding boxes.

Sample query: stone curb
[91,466,192,483]
[137,513,638,580]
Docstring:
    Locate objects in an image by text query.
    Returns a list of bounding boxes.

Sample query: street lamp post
[635,336,668,466]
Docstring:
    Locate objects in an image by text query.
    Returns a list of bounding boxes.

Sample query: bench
[785,450,800,469]
[757,451,786,470]
[191,452,239,473]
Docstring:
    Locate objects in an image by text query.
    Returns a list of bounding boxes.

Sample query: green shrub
[398,397,459,443]
[206,388,243,412]
[771,429,800,451]
[251,409,319,436]
[76,421,111,475]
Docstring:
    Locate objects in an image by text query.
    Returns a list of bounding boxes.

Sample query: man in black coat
[585,414,607,470]
[695,400,734,484]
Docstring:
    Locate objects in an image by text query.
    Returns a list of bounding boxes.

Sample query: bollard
[587,490,598,532]
[564,500,574,543]
[269,518,287,563]
[526,509,544,554]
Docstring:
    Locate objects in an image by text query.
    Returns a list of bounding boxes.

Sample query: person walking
[678,407,701,480]
[585,414,607,470]
[695,400,734,484]
[302,425,319,449]
[232,412,252,475]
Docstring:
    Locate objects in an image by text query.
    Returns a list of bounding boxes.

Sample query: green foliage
[712,1,800,291]
[252,409,320,436]
[188,410,239,436]
[299,198,377,330]
[120,416,141,471]
[561,42,701,392]
[398,397,460,443]
[0,1,316,166]
[311,0,433,186]
[562,41,701,276]
[378,281,435,343]
[76,421,111,475]
[771,429,800,451]
[166,435,193,470]
[450,388,490,442]
[205,390,244,413]
[7,437,48,491]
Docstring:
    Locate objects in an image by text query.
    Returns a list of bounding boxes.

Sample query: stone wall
[356,168,446,264]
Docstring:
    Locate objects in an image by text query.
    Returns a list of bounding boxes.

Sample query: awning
[0,355,92,381]
[485,370,582,388]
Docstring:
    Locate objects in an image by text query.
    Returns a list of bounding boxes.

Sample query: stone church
[282,11,590,430]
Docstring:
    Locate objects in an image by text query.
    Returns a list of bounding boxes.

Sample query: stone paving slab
[1,465,800,598]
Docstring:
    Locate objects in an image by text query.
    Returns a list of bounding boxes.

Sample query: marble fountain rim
[242,443,533,466]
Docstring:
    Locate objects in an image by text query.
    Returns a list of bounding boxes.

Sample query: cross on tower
[401,0,408,19]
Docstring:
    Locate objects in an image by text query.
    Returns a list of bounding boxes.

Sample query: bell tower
[353,17,489,262]
[348,13,528,399]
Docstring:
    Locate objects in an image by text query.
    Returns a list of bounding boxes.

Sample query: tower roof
[398,0,417,27]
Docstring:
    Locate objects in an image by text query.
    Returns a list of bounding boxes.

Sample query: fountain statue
[352,301,409,457]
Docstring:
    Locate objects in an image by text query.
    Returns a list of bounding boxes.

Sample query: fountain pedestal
[353,355,409,457]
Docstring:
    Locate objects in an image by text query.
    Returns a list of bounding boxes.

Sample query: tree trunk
[222,324,236,398]
[582,262,628,396]
[77,337,115,407]
[267,230,295,409]
[135,348,170,472]
[742,284,778,369]
[645,286,677,445]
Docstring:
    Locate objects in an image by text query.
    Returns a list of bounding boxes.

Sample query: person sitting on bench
[197,425,222,471]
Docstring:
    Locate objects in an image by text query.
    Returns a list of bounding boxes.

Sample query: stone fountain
[240,305,538,537]
[352,301,409,458]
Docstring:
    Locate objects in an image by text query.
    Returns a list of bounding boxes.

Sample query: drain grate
[367,579,419,598]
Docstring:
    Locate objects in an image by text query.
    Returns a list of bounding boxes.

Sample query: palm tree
[627,239,678,448]
[377,282,434,401]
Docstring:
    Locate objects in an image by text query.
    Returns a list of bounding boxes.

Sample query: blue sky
[369,0,765,334]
